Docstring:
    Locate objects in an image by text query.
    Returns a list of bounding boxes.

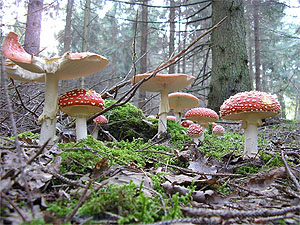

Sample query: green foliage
[58,136,178,173]
[18,131,40,139]
[47,198,77,217]
[218,182,232,194]
[198,132,244,160]
[21,218,52,225]
[235,165,259,175]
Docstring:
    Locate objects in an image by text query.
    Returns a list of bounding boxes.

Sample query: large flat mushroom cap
[168,92,200,110]
[58,89,105,117]
[220,91,281,121]
[2,31,109,80]
[55,52,109,80]
[131,73,195,92]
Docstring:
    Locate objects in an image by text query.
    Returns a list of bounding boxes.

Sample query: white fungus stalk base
[92,127,100,139]
[244,123,258,158]
[39,74,59,145]
[158,89,170,134]
[76,117,88,140]
[174,112,182,123]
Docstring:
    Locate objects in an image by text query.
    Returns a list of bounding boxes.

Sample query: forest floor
[0,118,300,225]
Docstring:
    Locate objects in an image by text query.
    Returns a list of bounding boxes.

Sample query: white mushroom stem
[174,111,182,123]
[92,127,100,139]
[76,117,88,140]
[39,74,59,145]
[193,137,200,145]
[244,123,259,158]
[158,89,170,134]
[199,123,208,142]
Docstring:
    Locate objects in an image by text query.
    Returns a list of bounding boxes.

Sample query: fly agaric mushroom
[187,123,204,145]
[220,91,281,158]
[168,92,200,122]
[2,32,109,144]
[212,125,225,136]
[185,107,219,141]
[131,73,195,135]
[58,89,105,141]
[92,115,108,139]
[181,120,193,128]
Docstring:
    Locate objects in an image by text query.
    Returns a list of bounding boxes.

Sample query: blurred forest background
[0,0,299,136]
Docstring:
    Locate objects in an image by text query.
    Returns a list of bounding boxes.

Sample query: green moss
[103,100,157,141]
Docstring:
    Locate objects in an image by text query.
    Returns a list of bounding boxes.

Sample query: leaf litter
[0,120,300,224]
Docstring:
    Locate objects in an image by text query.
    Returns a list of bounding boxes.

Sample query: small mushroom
[58,89,105,141]
[92,115,108,139]
[131,73,195,135]
[185,107,219,141]
[220,91,281,158]
[187,123,204,145]
[167,116,177,121]
[212,125,225,136]
[168,92,200,122]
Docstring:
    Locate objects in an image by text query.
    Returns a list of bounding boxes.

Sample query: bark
[24,0,44,55]
[253,0,261,91]
[277,91,286,119]
[61,0,74,93]
[138,0,148,108]
[245,0,254,90]
[64,0,74,53]
[295,94,300,121]
[81,0,91,88]
[168,0,175,74]
[208,0,250,112]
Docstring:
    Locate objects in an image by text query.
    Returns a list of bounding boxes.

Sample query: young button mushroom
[131,73,195,135]
[167,115,177,122]
[187,123,204,145]
[220,91,281,159]
[212,125,225,136]
[168,92,200,123]
[185,107,219,141]
[2,32,109,144]
[58,89,105,141]
[92,115,108,139]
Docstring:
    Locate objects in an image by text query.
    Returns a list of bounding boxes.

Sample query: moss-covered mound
[103,100,157,141]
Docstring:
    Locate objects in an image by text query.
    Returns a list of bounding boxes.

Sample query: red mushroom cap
[185,107,219,126]
[93,115,108,125]
[181,120,193,128]
[220,91,281,121]
[167,116,177,121]
[187,123,204,138]
[58,88,104,117]
[212,125,225,136]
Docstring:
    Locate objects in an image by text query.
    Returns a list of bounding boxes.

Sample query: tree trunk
[208,0,250,112]
[253,0,261,91]
[168,0,175,74]
[64,0,74,53]
[24,0,44,55]
[245,0,254,90]
[61,0,74,93]
[138,0,148,109]
[81,0,91,89]
[295,94,300,121]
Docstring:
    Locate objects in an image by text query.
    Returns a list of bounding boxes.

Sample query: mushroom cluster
[2,31,109,144]
[185,107,219,141]
[131,73,195,135]
[220,91,281,158]
[58,89,105,141]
